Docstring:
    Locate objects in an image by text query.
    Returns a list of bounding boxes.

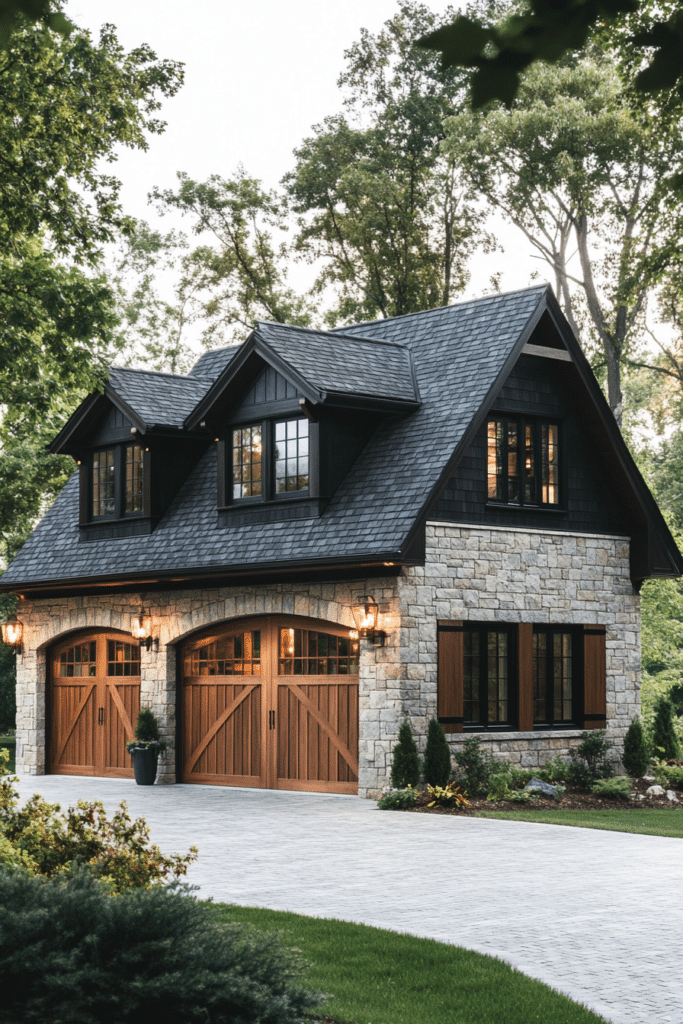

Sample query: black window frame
[462,622,518,732]
[532,623,583,729]
[228,415,312,505]
[89,442,147,522]
[486,414,562,509]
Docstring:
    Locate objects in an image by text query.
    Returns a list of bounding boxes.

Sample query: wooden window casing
[438,622,606,734]
[228,416,311,505]
[89,443,147,522]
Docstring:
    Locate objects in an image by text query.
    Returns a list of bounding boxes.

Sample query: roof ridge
[330,283,550,332]
[108,365,206,383]
[255,320,409,350]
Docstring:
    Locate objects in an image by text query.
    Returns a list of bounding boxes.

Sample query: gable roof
[187,321,419,428]
[3,283,681,595]
[105,367,213,431]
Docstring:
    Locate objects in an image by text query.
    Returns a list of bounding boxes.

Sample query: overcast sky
[66,0,543,315]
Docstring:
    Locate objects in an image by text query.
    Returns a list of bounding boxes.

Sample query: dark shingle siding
[1,287,548,586]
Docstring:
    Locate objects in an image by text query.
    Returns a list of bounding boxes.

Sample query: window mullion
[263,420,272,501]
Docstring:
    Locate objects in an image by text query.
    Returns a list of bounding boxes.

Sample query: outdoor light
[131,607,158,651]
[1,614,23,652]
[353,596,386,647]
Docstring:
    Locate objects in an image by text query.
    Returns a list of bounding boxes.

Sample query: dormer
[185,321,421,525]
[49,367,215,540]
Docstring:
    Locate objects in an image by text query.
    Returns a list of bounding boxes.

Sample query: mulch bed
[404,777,683,815]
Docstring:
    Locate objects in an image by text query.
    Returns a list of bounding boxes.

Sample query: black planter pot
[130,747,158,786]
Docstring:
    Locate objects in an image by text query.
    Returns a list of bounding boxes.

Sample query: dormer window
[91,443,145,519]
[487,416,560,507]
[231,418,309,502]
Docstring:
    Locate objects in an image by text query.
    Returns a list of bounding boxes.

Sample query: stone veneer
[13,522,640,798]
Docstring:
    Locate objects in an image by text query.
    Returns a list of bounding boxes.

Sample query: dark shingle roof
[107,367,214,431]
[188,346,240,379]
[1,286,551,588]
[254,322,419,404]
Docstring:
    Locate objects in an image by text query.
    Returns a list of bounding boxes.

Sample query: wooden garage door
[182,616,359,793]
[50,632,140,778]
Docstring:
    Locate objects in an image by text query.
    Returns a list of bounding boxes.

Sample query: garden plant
[390,720,420,789]
[652,697,681,761]
[423,717,451,786]
[622,717,651,777]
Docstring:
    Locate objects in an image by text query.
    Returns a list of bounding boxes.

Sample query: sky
[65,0,543,318]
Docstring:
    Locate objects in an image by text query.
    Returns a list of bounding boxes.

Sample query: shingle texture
[2,286,548,587]
[107,367,214,430]
[254,322,418,404]
[188,346,240,379]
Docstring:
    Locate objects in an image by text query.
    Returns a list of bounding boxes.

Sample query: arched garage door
[181,616,360,794]
[49,631,140,778]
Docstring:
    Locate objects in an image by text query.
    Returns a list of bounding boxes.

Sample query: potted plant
[126,708,166,786]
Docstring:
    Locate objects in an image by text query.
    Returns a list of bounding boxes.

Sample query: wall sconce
[131,607,159,652]
[353,596,386,647]
[1,614,23,653]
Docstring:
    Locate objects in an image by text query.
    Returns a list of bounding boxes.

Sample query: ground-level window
[438,621,606,733]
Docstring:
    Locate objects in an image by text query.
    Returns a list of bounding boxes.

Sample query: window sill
[218,497,325,527]
[455,728,584,741]
[485,502,567,515]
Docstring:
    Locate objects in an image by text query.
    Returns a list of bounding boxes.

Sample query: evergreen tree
[390,720,420,789]
[622,717,650,777]
[423,718,451,786]
[652,697,681,760]
[134,708,160,742]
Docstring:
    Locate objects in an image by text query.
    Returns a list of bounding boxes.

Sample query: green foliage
[453,735,495,797]
[0,868,322,1024]
[423,718,451,787]
[0,596,16,730]
[377,787,418,810]
[426,781,469,808]
[417,0,683,110]
[486,771,512,802]
[622,717,651,777]
[0,0,73,50]
[0,772,196,891]
[135,707,160,742]
[537,755,573,785]
[652,697,682,760]
[390,721,421,789]
[653,762,683,787]
[568,731,614,788]
[591,776,633,800]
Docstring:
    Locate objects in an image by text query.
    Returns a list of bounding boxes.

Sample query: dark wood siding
[231,366,300,416]
[432,354,632,535]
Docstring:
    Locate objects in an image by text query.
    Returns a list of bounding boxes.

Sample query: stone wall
[12,521,641,797]
[377,522,640,792]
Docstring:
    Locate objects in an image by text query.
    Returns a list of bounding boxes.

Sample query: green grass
[0,737,15,773]
[216,905,608,1024]
[476,807,683,837]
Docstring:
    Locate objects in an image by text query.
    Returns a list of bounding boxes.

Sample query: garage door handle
[269,710,275,730]
[98,707,104,725]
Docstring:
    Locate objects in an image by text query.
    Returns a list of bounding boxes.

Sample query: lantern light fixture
[131,607,158,652]
[1,613,23,652]
[353,595,386,647]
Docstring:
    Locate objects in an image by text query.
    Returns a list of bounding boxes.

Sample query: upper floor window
[92,443,144,519]
[487,416,560,507]
[232,417,309,501]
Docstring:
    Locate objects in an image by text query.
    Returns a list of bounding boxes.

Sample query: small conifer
[652,698,681,761]
[390,720,420,788]
[423,718,451,786]
[134,707,160,742]
[622,717,650,777]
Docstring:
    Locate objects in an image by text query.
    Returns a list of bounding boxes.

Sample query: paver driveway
[14,775,683,1024]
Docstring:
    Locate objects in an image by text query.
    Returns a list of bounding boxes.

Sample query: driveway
[14,775,683,1024]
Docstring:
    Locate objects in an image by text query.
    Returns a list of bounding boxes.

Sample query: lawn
[476,807,683,837]
[216,905,608,1024]
[0,737,15,773]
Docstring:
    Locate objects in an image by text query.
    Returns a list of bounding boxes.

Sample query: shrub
[591,777,632,800]
[537,755,572,785]
[652,697,681,761]
[0,867,323,1024]
[622,717,650,777]
[0,770,196,892]
[568,731,614,788]
[127,707,166,754]
[423,718,451,787]
[453,736,494,797]
[653,762,683,788]
[377,788,418,810]
[390,721,420,789]
[426,782,469,808]
[486,771,512,802]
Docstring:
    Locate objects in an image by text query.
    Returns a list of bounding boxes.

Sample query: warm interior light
[1,614,23,650]
[131,607,151,640]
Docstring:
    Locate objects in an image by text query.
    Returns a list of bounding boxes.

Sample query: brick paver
[15,776,683,1024]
